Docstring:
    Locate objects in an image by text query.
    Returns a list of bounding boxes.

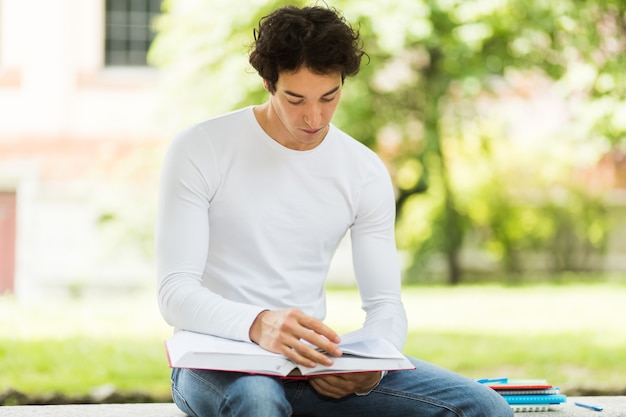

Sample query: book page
[337,318,392,345]
[305,319,403,359]
[338,338,402,359]
[179,330,283,357]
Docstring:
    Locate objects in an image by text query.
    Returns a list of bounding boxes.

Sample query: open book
[165,326,415,378]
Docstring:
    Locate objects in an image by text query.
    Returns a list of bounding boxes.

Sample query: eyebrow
[284,85,341,99]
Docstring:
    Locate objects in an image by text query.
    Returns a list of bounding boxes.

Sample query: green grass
[324,283,626,395]
[406,331,625,394]
[1,283,625,400]
[1,337,169,395]
[0,295,174,399]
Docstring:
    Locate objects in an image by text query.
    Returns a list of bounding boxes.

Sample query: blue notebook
[504,395,567,405]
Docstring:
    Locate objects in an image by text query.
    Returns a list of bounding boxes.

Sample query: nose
[303,103,322,128]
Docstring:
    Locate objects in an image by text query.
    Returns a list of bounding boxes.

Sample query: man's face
[266,67,342,151]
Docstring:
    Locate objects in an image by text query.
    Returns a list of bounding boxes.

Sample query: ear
[263,79,270,91]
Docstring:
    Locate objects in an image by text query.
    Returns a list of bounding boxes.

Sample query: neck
[253,103,327,151]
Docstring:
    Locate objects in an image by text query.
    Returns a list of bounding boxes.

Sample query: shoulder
[177,107,251,142]
[328,125,389,175]
[327,130,396,224]
[167,107,253,155]
[196,106,253,131]
[330,125,374,153]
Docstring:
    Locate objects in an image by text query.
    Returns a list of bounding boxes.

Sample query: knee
[469,384,514,417]
[172,369,291,417]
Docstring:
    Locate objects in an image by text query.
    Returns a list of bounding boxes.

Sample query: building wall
[0,0,166,300]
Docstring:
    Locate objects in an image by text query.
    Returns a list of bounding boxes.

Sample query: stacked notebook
[479,378,567,412]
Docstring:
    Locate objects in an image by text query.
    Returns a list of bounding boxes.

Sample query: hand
[309,372,382,399]
[249,309,342,368]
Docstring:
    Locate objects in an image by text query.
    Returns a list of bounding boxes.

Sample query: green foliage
[149,0,626,284]
[468,186,609,274]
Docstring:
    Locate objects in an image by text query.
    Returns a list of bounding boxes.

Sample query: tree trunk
[424,56,463,285]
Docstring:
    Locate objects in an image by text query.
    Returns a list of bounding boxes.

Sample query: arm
[310,157,407,398]
[155,127,265,341]
[350,159,408,351]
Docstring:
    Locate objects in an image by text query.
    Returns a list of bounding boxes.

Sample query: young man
[156,5,513,417]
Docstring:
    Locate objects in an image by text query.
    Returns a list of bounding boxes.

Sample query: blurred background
[0,0,625,405]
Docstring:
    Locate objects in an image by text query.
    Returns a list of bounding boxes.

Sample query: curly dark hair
[249,5,366,93]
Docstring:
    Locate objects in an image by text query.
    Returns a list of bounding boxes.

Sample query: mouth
[301,127,324,135]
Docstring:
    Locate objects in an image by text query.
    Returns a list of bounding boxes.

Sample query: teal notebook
[504,395,567,405]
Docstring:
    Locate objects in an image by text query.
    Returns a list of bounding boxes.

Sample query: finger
[272,310,337,346]
[296,321,342,357]
[299,330,342,358]
[309,377,350,399]
[281,347,318,369]
[285,337,335,367]
[251,310,340,366]
[299,316,341,345]
[341,372,382,393]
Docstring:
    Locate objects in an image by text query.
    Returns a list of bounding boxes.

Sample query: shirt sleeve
[350,157,408,351]
[155,126,265,341]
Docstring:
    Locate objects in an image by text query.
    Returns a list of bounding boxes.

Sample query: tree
[336,0,626,283]
[150,0,626,284]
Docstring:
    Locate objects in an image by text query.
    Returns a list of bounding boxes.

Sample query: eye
[321,96,336,103]
[287,100,304,105]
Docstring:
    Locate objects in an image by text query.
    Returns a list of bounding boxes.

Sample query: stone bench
[1,397,624,416]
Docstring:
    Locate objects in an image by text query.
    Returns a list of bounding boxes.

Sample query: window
[105,0,161,66]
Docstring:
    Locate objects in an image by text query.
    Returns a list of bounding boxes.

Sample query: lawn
[1,283,625,403]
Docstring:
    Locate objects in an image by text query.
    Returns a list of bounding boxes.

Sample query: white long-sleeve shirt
[156,106,407,350]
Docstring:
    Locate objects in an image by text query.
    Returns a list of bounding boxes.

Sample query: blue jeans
[170,357,514,417]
